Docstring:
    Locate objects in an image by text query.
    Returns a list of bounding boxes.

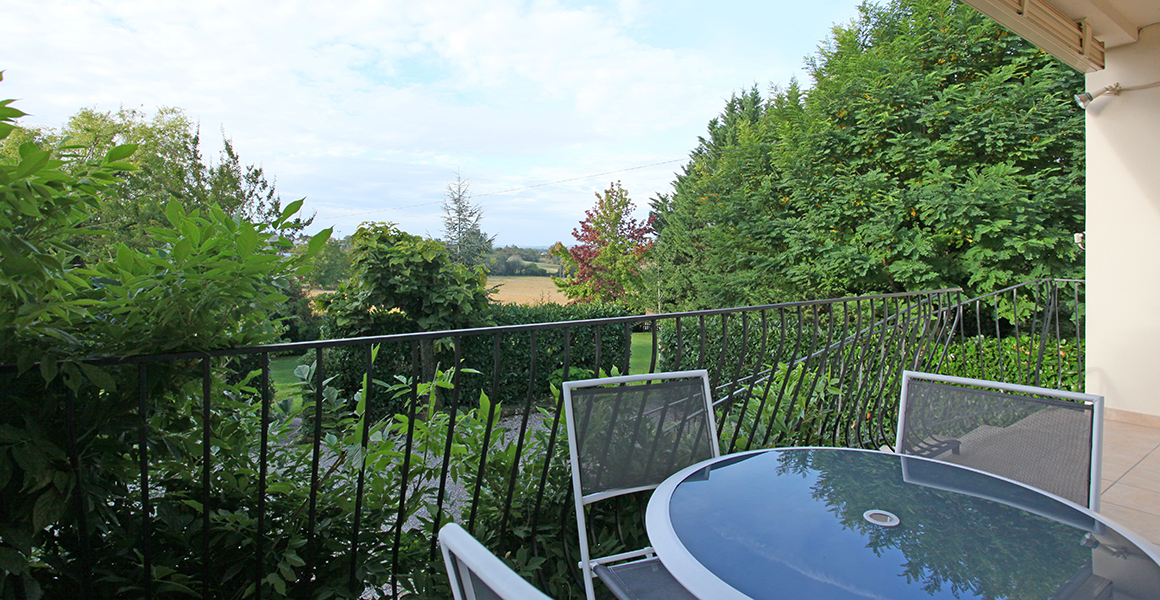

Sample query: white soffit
[963,0,1160,72]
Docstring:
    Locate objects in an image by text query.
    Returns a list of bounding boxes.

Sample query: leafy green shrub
[0,83,341,597]
[940,334,1083,391]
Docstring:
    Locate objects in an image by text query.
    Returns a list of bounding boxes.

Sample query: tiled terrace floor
[1101,416,1160,549]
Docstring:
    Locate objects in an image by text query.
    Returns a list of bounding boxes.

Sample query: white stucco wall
[1085,23,1160,418]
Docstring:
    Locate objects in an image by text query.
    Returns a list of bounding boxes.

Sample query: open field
[306,272,565,306]
[489,276,567,305]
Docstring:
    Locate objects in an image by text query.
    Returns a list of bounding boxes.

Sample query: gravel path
[405,410,549,529]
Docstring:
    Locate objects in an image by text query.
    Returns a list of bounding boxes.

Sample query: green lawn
[630,332,653,375]
[270,355,303,401]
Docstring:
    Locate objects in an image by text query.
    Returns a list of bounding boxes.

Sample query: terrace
[11,278,1156,598]
[5,0,1157,595]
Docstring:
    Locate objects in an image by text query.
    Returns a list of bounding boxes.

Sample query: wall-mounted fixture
[1074,84,1120,109]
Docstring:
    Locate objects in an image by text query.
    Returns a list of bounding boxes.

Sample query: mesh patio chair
[439,522,554,600]
[563,370,720,600]
[897,370,1104,510]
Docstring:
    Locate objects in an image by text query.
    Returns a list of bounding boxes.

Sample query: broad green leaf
[237,223,258,257]
[279,198,305,223]
[0,547,26,574]
[11,444,48,484]
[102,161,137,171]
[14,149,50,180]
[78,363,117,392]
[165,200,183,228]
[33,488,67,531]
[38,358,58,384]
[306,227,333,255]
[284,550,306,567]
[171,239,192,264]
[115,244,136,272]
[104,143,138,163]
[0,106,28,120]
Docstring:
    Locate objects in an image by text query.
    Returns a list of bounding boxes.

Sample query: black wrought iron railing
[0,279,1083,599]
[935,278,1085,390]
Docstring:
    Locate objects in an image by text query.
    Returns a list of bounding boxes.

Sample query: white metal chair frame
[439,522,553,600]
[562,370,720,600]
[897,370,1104,511]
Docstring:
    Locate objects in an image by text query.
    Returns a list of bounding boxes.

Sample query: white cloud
[2,0,863,245]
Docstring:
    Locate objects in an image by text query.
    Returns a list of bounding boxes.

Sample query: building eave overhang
[963,0,1108,72]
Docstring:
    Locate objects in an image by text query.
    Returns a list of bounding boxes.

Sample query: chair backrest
[897,371,1104,510]
[563,370,721,505]
[563,370,720,600]
[439,523,553,600]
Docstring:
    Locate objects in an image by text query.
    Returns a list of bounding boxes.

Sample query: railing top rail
[0,287,963,372]
[957,278,1084,305]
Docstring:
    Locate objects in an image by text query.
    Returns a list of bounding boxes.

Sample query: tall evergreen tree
[652,0,1084,311]
[440,173,495,268]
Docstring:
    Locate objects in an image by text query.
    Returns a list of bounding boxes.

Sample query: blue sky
[3,0,864,246]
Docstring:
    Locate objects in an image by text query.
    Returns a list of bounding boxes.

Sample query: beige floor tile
[1104,419,1160,437]
[1103,483,1160,517]
[1119,454,1160,495]
[1136,448,1160,468]
[1103,436,1158,464]
[1103,478,1117,493]
[1103,421,1160,451]
[1103,453,1144,481]
[1099,502,1160,548]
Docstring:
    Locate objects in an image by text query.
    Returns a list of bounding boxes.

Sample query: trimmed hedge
[318,302,632,421]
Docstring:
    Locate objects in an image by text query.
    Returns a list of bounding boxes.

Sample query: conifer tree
[440,173,495,268]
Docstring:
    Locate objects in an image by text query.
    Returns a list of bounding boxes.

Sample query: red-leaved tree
[551,181,654,306]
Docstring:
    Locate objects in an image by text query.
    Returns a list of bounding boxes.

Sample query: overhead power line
[316,141,776,221]
[473,158,684,197]
[318,158,685,221]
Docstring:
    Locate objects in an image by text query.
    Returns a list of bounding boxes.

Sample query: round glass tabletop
[647,448,1160,600]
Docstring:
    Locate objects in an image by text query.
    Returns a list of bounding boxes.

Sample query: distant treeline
[483,244,561,277]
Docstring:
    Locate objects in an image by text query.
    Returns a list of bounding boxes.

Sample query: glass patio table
[645,447,1160,600]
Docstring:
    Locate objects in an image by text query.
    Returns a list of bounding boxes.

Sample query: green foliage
[0,83,336,598]
[316,223,491,419]
[456,302,633,408]
[77,199,326,357]
[0,83,129,351]
[0,193,329,596]
[941,334,1084,392]
[439,398,579,599]
[651,0,1084,311]
[275,276,324,345]
[2,84,324,363]
[316,300,631,424]
[718,361,838,452]
[1,104,312,262]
